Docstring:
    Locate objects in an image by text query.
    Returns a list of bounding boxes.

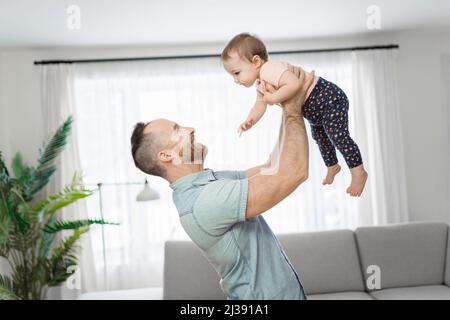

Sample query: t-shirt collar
[169,168,216,190]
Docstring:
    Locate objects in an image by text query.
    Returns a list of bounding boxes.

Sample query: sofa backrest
[277,230,365,295]
[164,222,450,299]
[164,229,366,298]
[355,221,449,290]
[163,240,226,300]
[445,226,450,286]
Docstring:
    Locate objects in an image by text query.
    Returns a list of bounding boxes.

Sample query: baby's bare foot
[322,164,341,185]
[346,165,368,197]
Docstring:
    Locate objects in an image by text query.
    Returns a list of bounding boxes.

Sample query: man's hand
[263,65,315,114]
[282,66,315,115]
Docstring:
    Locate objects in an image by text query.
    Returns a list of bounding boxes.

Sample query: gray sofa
[163,221,450,299]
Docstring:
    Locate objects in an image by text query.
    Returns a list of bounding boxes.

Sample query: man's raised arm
[245,68,312,219]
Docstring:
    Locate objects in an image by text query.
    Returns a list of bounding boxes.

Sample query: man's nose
[181,127,195,134]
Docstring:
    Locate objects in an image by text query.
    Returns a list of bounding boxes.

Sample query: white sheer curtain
[275,52,359,230]
[51,48,409,292]
[40,64,97,299]
[443,55,450,153]
[351,49,409,225]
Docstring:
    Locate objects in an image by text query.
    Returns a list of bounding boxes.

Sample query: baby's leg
[322,101,367,197]
[310,124,341,185]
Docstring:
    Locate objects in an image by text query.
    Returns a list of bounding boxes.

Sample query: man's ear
[252,55,263,67]
[157,149,173,164]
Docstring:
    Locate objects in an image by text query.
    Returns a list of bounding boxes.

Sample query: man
[131,66,314,300]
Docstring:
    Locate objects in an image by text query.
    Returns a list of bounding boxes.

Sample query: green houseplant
[0,116,114,300]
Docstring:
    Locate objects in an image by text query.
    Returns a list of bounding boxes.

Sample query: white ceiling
[1,0,450,48]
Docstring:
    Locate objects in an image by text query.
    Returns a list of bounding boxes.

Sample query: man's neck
[166,164,204,184]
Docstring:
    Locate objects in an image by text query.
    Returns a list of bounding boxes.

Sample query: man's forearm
[245,113,285,178]
[244,67,312,218]
[246,66,311,179]
[257,109,308,178]
[277,107,308,180]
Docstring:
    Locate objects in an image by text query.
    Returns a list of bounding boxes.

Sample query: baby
[221,33,368,197]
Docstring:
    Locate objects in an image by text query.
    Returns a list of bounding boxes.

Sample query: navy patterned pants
[303,77,363,169]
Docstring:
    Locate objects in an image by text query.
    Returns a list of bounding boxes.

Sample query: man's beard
[190,141,207,164]
[175,141,207,165]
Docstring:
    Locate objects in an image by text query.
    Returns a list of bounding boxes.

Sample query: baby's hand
[238,118,254,137]
[255,79,267,95]
[262,83,278,105]
[263,93,275,105]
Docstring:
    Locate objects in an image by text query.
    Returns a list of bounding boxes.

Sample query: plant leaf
[0,151,10,180]
[0,287,19,300]
[11,153,25,180]
[35,224,55,290]
[0,275,14,291]
[0,243,10,257]
[28,116,73,198]
[38,218,55,259]
[0,213,12,246]
[47,227,88,286]
[43,218,118,234]
[0,275,19,300]
[28,171,93,223]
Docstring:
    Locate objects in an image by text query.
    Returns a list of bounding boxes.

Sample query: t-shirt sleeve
[260,61,289,87]
[193,179,248,236]
[213,170,247,180]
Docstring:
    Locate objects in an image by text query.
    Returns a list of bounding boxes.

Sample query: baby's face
[223,52,260,88]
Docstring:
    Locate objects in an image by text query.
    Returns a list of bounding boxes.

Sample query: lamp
[136,179,160,201]
[92,179,159,290]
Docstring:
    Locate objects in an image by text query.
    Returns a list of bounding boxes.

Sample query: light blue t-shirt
[170,168,307,300]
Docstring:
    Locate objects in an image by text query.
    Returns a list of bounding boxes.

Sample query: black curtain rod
[34,44,399,65]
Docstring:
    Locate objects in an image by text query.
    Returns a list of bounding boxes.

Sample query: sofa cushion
[355,222,448,290]
[78,287,163,300]
[308,292,374,300]
[446,229,450,286]
[370,285,450,300]
[277,230,365,295]
[163,240,225,299]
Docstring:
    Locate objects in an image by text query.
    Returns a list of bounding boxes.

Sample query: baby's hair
[221,32,268,62]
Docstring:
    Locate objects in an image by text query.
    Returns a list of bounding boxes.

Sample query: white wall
[392,30,450,223]
[0,52,11,164]
[1,51,41,165]
[0,27,449,223]
[0,52,11,277]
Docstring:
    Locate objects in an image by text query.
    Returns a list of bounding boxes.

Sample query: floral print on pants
[303,77,363,169]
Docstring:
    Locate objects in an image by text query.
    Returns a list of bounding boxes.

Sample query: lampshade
[136,179,160,201]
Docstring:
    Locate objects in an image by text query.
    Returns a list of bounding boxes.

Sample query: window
[73,53,358,289]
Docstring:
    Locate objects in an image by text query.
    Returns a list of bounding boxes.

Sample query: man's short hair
[221,32,268,62]
[131,122,166,178]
